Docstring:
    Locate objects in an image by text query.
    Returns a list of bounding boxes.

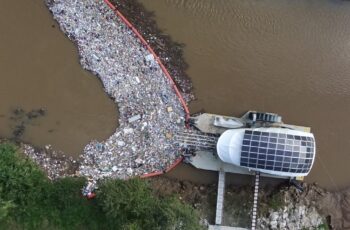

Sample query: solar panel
[240,130,315,173]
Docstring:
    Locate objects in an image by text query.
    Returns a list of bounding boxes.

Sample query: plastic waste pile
[42,0,187,185]
[22,144,78,180]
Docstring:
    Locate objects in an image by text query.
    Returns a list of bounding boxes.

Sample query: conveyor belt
[175,130,218,150]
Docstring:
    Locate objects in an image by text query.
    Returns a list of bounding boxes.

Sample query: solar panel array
[240,130,315,173]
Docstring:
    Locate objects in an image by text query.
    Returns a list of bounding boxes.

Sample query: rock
[279,220,286,229]
[282,210,288,220]
[309,209,322,226]
[259,185,326,230]
[270,220,278,229]
[298,205,306,217]
[270,212,279,221]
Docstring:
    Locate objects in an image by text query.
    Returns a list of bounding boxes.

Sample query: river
[1,0,350,190]
[139,0,350,190]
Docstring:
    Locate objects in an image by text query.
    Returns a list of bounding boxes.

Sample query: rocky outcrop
[259,204,323,229]
[258,184,350,230]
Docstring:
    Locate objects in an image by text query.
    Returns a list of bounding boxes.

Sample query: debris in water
[38,0,188,182]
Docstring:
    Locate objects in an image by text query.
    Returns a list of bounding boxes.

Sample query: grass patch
[268,192,284,211]
[259,190,285,218]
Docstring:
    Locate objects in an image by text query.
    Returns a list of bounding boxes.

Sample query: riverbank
[5,141,342,228]
[6,0,346,229]
[3,138,341,229]
[150,176,350,229]
[0,143,203,229]
[4,136,347,229]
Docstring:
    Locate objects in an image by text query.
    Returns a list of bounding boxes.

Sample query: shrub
[97,178,159,229]
[45,177,107,230]
[0,143,202,229]
[0,143,49,228]
[97,178,203,230]
[0,143,106,229]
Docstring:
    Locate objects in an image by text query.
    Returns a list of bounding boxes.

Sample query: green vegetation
[317,221,330,230]
[259,190,285,218]
[267,192,284,211]
[98,179,202,230]
[0,143,202,230]
[302,223,330,230]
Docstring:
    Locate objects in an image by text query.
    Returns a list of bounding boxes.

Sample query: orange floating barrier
[103,0,190,178]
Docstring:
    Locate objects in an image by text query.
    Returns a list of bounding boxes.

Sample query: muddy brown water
[0,0,118,157]
[140,0,350,191]
[1,0,350,191]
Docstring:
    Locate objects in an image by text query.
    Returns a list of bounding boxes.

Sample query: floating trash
[38,0,188,182]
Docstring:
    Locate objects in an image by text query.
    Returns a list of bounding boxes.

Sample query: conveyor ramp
[175,130,218,150]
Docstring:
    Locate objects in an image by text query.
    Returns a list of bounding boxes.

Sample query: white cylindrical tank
[216,129,245,166]
[216,127,316,177]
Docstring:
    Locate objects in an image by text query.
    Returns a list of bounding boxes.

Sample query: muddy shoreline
[150,176,350,229]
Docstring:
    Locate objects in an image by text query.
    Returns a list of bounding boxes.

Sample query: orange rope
[103,0,190,177]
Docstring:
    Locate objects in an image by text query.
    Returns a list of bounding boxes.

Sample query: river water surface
[0,0,118,157]
[140,0,350,190]
[1,0,350,190]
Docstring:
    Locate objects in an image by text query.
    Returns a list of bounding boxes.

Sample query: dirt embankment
[149,176,278,228]
[149,176,350,229]
[315,186,350,229]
